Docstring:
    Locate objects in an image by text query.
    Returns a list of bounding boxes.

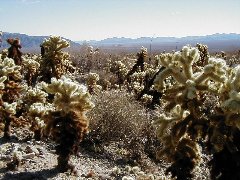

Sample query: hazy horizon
[3,31,240,42]
[0,0,239,41]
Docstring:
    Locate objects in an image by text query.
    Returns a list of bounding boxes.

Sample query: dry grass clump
[88,89,149,142]
[87,89,159,164]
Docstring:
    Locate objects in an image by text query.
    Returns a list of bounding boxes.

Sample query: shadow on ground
[1,168,59,180]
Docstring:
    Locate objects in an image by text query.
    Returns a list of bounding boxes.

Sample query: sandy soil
[0,127,169,180]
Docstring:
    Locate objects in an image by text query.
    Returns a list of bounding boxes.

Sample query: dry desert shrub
[86,89,159,162]
[88,90,149,142]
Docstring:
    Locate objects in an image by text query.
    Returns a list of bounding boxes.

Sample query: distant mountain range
[77,33,240,53]
[1,32,240,53]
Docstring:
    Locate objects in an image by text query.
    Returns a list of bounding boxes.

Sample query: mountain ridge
[1,32,240,53]
[76,33,240,44]
[76,33,240,52]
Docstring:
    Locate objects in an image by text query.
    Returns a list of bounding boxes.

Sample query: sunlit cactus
[42,76,94,172]
[1,49,8,60]
[0,76,7,90]
[154,105,202,179]
[0,102,17,138]
[140,94,153,105]
[22,56,40,86]
[39,36,73,82]
[0,57,22,81]
[139,46,148,58]
[132,81,144,95]
[111,60,129,85]
[86,72,102,94]
[28,102,54,140]
[221,66,240,113]
[23,85,48,106]
[43,76,94,113]
[228,55,240,67]
[154,46,240,179]
[2,102,17,115]
[195,43,209,67]
[154,46,227,105]
[206,65,240,179]
[126,46,147,82]
[130,71,146,85]
[0,57,22,138]
[19,85,51,140]
[153,46,212,178]
[0,58,23,102]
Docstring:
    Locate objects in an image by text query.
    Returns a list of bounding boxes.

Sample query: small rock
[22,152,35,159]
[0,154,11,160]
[25,145,39,155]
[86,170,95,178]
[37,147,46,155]
[27,141,33,145]
[34,141,42,145]
[98,174,112,180]
[39,155,45,159]
[50,149,56,153]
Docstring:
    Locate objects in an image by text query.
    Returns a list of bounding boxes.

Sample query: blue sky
[0,0,239,40]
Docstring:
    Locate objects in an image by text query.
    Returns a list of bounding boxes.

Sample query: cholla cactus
[154,46,240,179]
[139,46,148,58]
[0,102,17,138]
[86,72,102,94]
[221,66,240,114]
[0,57,22,102]
[132,82,144,95]
[126,47,147,83]
[28,102,54,140]
[153,46,214,178]
[39,36,73,82]
[20,84,51,140]
[111,61,129,85]
[206,65,240,179]
[130,71,146,85]
[0,76,7,90]
[141,94,153,105]
[145,67,158,78]
[99,78,111,90]
[155,104,201,179]
[228,55,240,67]
[154,46,227,105]
[22,57,40,86]
[43,76,94,172]
[43,76,94,113]
[87,46,94,58]
[0,57,22,138]
[23,86,48,107]
[0,57,22,81]
[1,49,8,60]
[2,102,17,115]
[195,43,209,67]
[214,51,227,61]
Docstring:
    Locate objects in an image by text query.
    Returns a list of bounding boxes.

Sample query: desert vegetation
[0,34,240,180]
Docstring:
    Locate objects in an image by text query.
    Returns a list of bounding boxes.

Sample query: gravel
[0,127,168,180]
